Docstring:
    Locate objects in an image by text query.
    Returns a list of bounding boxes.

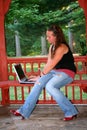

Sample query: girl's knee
[35,80,45,89]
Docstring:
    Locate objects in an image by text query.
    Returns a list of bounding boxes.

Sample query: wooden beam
[4,0,11,15]
[0,0,11,81]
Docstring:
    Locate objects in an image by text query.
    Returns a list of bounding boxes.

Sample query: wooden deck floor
[0,105,87,130]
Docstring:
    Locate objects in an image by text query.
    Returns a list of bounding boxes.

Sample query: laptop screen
[14,64,26,80]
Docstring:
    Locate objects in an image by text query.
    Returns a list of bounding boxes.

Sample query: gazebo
[0,0,87,106]
[0,0,87,82]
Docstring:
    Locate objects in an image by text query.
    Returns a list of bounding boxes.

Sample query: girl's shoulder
[57,43,69,54]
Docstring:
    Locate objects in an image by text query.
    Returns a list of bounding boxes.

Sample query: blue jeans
[18,70,78,119]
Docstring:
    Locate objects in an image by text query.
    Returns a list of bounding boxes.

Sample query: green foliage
[79,40,87,55]
[5,0,86,56]
[28,38,41,56]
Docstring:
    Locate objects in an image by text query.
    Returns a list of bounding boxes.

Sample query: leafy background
[5,0,87,57]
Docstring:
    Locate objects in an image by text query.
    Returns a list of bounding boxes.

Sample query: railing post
[0,82,10,106]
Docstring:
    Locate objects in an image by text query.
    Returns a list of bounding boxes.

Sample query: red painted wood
[78,0,87,11]
[0,0,11,81]
[0,0,87,105]
[0,0,11,105]
[4,0,11,15]
[0,56,87,105]
[7,56,86,103]
[0,0,87,81]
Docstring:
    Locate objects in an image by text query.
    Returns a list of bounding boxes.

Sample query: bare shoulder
[57,44,69,54]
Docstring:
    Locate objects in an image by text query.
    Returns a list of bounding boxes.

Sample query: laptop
[13,64,35,84]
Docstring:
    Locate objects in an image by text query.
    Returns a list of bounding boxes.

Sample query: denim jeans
[18,70,78,119]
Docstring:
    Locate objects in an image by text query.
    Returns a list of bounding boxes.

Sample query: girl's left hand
[29,76,40,81]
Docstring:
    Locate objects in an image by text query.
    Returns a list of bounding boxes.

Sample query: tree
[14,20,21,57]
[41,35,48,55]
[5,0,86,56]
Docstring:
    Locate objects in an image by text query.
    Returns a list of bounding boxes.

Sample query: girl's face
[46,31,56,45]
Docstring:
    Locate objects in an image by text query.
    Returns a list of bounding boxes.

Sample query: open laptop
[13,64,35,84]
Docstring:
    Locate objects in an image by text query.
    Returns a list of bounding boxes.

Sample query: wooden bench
[0,55,87,105]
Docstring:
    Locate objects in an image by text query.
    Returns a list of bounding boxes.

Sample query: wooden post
[0,0,11,105]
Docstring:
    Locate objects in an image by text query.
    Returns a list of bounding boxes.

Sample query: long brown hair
[47,25,67,58]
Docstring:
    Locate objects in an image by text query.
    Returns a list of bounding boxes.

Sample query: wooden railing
[0,56,87,105]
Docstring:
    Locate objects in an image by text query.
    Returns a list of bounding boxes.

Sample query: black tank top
[54,47,76,73]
